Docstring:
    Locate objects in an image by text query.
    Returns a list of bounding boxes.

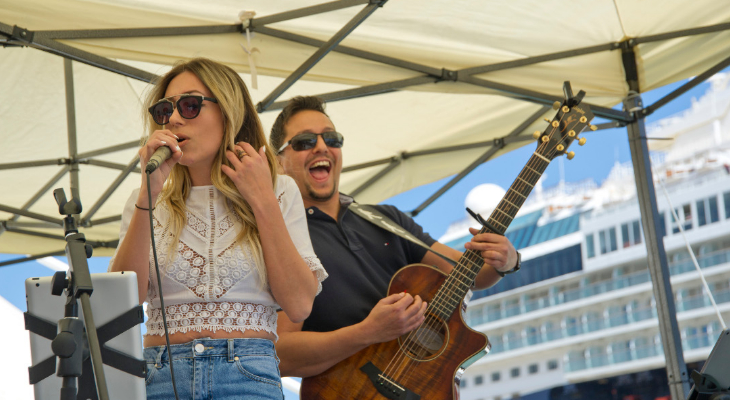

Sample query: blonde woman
[109,58,326,399]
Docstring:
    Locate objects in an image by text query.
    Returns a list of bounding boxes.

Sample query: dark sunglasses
[148,94,218,125]
[278,131,344,153]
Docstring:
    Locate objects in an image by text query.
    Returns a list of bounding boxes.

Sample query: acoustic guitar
[301,84,596,400]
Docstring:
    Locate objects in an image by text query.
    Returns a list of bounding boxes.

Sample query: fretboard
[429,153,551,320]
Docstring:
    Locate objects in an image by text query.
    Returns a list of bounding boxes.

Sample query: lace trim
[303,255,328,295]
[146,301,278,337]
[186,209,209,241]
[218,214,237,237]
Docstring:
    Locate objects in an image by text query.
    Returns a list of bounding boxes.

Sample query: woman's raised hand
[222,142,274,209]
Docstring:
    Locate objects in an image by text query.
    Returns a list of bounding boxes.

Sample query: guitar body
[300,264,489,400]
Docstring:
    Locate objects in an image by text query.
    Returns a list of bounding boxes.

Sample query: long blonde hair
[143,58,278,288]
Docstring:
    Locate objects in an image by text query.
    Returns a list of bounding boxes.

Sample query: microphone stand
[50,188,110,400]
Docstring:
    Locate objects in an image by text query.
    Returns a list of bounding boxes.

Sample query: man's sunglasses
[278,131,344,153]
[148,94,218,125]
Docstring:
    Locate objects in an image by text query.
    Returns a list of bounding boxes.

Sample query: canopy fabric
[2,0,730,256]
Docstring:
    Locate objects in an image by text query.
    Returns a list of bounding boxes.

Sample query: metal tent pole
[64,58,80,201]
[622,44,690,400]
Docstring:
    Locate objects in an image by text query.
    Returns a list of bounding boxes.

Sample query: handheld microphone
[145,146,172,174]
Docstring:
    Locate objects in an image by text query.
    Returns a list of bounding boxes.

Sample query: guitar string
[388,114,586,385]
[381,110,585,385]
[384,145,553,384]
[394,115,592,384]
[381,113,573,384]
[380,136,557,384]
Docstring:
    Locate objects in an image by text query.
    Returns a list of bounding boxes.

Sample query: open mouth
[176,136,188,146]
[309,160,332,181]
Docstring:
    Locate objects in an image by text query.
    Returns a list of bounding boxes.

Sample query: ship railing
[471,245,730,326]
[563,320,726,373]
[489,286,730,355]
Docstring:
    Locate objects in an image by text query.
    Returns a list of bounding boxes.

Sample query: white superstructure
[444,74,730,400]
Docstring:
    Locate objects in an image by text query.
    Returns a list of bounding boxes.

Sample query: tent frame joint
[10,25,33,43]
[618,37,637,50]
[440,68,458,82]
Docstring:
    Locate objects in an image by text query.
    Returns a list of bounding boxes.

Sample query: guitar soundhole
[397,313,448,362]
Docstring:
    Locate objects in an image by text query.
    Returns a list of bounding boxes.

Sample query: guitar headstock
[532,85,596,161]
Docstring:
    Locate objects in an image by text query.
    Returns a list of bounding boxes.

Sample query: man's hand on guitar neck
[275,292,427,378]
[421,233,518,291]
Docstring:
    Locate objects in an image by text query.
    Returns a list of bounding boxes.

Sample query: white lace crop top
[109,174,327,338]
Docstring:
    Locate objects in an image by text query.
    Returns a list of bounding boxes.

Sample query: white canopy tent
[3,0,730,397]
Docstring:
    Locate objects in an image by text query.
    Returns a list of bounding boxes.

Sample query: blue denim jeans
[143,338,284,400]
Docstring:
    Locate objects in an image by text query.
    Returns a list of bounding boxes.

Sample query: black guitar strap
[348,203,457,266]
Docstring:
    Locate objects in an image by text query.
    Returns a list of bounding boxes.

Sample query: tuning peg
[590,125,598,131]
[579,116,587,123]
[578,137,587,146]
[551,121,559,128]
[561,105,570,113]
[567,151,575,160]
[556,144,565,151]
[544,118,552,123]
[541,136,549,143]
[533,130,542,140]
[568,130,576,137]
[553,101,561,110]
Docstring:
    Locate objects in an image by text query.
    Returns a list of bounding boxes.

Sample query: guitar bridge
[359,362,420,400]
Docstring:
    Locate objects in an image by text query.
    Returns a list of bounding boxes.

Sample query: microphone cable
[145,172,181,400]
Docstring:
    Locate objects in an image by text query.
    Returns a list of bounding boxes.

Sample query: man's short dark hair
[270,96,328,152]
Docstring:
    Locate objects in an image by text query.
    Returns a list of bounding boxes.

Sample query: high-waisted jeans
[143,338,284,400]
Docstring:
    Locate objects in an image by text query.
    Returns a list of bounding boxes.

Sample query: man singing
[271,96,520,378]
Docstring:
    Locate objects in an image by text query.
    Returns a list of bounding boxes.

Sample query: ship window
[510,367,520,378]
[610,340,632,363]
[671,203,692,233]
[490,334,504,353]
[585,233,595,258]
[633,220,642,245]
[724,191,730,219]
[525,326,542,345]
[697,196,719,226]
[621,220,642,248]
[599,227,618,254]
[474,375,484,385]
[491,372,501,382]
[506,330,523,350]
[528,364,539,374]
[547,359,559,370]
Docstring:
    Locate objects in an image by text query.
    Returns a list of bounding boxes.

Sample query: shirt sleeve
[275,175,328,294]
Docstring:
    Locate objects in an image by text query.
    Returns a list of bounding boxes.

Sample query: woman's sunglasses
[148,94,218,125]
[277,131,344,154]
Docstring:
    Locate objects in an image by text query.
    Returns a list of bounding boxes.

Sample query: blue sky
[0,70,721,400]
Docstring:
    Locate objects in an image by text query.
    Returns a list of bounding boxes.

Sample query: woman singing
[109,58,326,399]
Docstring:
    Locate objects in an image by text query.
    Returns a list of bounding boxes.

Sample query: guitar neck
[431,153,550,320]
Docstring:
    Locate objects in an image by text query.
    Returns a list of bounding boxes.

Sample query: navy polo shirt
[301,195,436,333]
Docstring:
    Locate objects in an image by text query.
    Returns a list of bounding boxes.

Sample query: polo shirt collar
[305,193,355,222]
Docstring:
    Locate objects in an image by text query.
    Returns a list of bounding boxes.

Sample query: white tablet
[25,271,146,400]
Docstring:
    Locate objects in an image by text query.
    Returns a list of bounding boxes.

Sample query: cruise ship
[439,73,730,400]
